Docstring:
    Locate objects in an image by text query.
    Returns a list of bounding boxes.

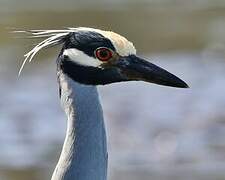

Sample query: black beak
[114,55,189,88]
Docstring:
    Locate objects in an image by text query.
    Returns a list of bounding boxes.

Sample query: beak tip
[184,83,190,88]
[179,83,189,88]
[174,80,189,88]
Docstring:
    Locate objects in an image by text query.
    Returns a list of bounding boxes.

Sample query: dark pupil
[99,50,109,58]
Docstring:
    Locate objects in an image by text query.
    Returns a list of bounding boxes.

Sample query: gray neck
[51,73,107,180]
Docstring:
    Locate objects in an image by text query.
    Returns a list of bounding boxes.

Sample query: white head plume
[16,29,76,75]
[16,27,136,76]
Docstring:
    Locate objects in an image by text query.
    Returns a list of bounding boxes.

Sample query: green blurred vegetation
[1,4,225,54]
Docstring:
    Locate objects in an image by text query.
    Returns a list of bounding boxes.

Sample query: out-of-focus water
[1,1,225,180]
[1,52,225,180]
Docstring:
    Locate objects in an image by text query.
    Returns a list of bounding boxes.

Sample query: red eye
[95,47,113,62]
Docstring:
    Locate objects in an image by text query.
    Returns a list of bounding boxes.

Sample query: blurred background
[1,0,225,180]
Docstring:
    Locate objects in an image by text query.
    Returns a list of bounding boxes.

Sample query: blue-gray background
[1,0,225,179]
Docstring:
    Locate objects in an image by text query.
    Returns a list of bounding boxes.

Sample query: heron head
[20,27,188,88]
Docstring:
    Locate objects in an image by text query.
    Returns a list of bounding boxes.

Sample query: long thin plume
[15,29,78,76]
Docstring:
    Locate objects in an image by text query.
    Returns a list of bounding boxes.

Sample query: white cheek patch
[63,48,103,67]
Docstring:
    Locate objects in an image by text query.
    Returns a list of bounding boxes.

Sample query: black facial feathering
[63,31,116,58]
[58,55,127,85]
[57,31,127,85]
